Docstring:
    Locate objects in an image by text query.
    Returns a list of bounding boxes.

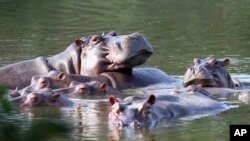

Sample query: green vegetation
[0,86,70,141]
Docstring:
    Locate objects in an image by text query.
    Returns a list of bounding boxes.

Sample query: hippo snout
[77,84,89,95]
[107,33,153,67]
[21,93,40,107]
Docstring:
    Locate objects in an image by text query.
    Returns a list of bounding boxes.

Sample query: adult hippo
[0,32,153,89]
[183,57,243,88]
[108,92,229,128]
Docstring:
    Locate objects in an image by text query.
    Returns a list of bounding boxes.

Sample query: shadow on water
[1,0,250,141]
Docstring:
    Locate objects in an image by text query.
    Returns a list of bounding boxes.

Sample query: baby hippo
[108,92,229,129]
[7,70,91,98]
[9,88,73,107]
[29,70,89,90]
[183,57,243,88]
[54,81,122,98]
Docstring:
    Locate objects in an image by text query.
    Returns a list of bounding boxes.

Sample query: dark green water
[0,0,250,141]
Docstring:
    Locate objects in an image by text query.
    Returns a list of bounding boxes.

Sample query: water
[1,0,250,140]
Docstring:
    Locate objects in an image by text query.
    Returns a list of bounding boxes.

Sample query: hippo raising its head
[77,32,153,75]
[0,32,153,89]
[183,57,241,88]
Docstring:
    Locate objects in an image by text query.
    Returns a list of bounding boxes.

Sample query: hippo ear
[57,72,66,80]
[75,39,85,48]
[52,93,61,99]
[208,58,217,66]
[222,58,230,67]
[193,58,201,64]
[109,95,118,105]
[99,82,107,91]
[147,95,156,105]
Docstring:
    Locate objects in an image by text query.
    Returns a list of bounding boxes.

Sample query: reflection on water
[61,100,110,140]
[1,0,250,141]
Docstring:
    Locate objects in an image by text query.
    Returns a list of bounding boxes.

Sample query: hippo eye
[50,99,57,103]
[213,73,219,78]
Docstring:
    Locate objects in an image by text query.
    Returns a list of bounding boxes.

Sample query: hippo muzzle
[183,57,235,88]
[105,33,153,68]
[79,32,153,76]
[183,66,215,87]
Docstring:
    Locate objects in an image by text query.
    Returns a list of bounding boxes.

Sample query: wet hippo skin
[183,57,244,88]
[108,93,229,128]
[0,32,153,89]
[53,81,123,98]
[11,67,177,97]
[9,88,74,107]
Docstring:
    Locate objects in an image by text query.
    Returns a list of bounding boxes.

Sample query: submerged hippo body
[54,81,123,98]
[11,67,177,97]
[183,57,243,88]
[0,32,153,89]
[108,93,229,128]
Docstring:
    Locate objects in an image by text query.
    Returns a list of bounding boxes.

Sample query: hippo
[53,81,123,98]
[183,57,243,88]
[0,32,153,89]
[9,88,73,107]
[108,92,229,128]
[9,67,177,97]
[8,80,122,100]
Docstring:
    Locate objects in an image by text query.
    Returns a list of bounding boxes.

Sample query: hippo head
[20,89,62,107]
[30,71,70,90]
[183,57,235,88]
[75,32,153,76]
[68,81,108,97]
[108,95,156,128]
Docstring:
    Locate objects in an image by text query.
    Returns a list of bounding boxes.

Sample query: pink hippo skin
[0,32,153,89]
[9,88,73,107]
[9,67,177,98]
[108,93,229,128]
[53,81,123,98]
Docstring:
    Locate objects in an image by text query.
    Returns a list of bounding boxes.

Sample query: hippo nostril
[77,84,88,95]
[116,122,123,128]
[191,67,196,75]
[134,122,140,128]
[79,88,88,94]
[38,77,48,89]
[31,96,38,103]
[28,93,39,103]
[115,42,122,51]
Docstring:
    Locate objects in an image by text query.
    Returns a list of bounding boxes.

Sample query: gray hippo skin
[9,88,74,107]
[0,32,153,89]
[183,57,243,88]
[12,67,177,96]
[108,93,229,128]
[53,81,123,98]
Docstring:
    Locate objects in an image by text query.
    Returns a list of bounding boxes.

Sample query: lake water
[0,0,250,141]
